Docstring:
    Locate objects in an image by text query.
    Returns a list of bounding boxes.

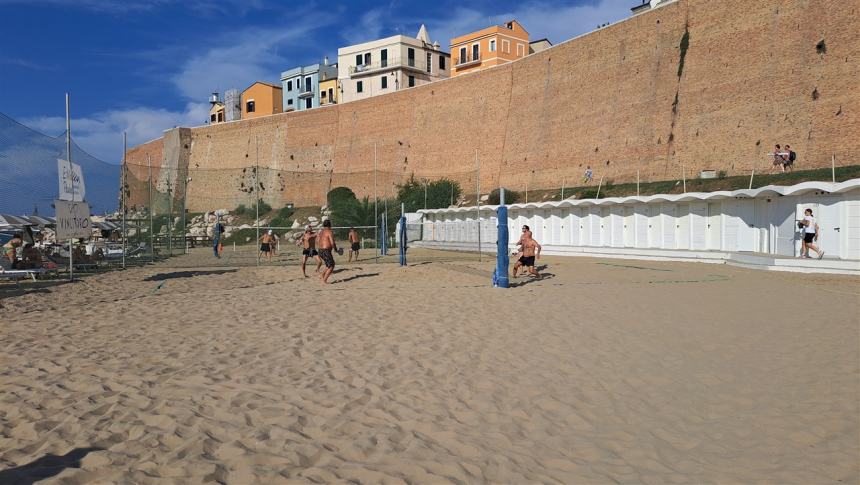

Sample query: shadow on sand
[335,272,380,283]
[143,269,237,281]
[510,273,555,287]
[0,447,102,484]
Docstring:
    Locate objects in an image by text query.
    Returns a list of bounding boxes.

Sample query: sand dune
[1,253,858,483]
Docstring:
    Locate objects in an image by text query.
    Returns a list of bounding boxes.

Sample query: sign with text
[55,200,91,240]
[57,158,86,201]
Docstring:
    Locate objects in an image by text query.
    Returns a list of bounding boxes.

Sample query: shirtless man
[297,225,322,277]
[513,225,532,276]
[316,219,338,284]
[512,234,542,279]
[259,230,274,262]
[347,227,361,262]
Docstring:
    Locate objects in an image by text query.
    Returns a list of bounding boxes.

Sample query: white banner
[55,200,91,240]
[57,158,86,201]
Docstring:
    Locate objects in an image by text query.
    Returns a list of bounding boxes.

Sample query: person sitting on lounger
[1,233,23,270]
[20,243,43,269]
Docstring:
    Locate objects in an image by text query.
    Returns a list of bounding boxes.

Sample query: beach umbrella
[0,214,32,227]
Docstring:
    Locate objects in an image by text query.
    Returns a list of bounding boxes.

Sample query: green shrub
[234,204,247,216]
[327,187,358,209]
[396,175,461,211]
[487,188,520,205]
[255,199,272,214]
[269,206,295,228]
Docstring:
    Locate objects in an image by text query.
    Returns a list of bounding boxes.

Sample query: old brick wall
[130,0,859,210]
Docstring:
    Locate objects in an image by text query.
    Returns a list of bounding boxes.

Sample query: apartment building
[337,25,450,104]
[281,60,338,112]
[450,20,530,77]
[241,82,283,119]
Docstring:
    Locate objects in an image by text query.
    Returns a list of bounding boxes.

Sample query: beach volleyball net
[115,161,488,268]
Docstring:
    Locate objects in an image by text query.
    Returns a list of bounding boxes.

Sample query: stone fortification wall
[129,0,858,210]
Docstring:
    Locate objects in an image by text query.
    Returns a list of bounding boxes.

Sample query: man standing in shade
[317,219,339,284]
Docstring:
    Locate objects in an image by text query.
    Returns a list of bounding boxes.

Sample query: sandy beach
[1,251,858,483]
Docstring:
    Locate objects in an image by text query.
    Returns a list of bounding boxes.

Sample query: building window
[305,76,311,92]
[407,48,415,67]
[364,52,371,66]
[489,39,496,52]
[287,80,292,91]
[357,81,363,93]
[426,52,432,73]
[502,39,510,53]
[287,99,293,105]
[355,54,362,66]
[321,90,327,98]
[328,88,333,101]
[517,43,525,56]
[459,46,466,64]
[246,100,255,113]
[439,55,446,70]
[217,112,223,122]
[381,76,387,89]
[472,43,479,61]
[381,48,388,67]
[210,114,216,122]
[305,98,312,109]
[408,75,415,87]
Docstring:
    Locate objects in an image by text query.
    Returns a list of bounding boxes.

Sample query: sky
[0,0,632,163]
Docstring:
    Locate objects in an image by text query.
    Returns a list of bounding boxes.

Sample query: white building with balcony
[337,24,450,104]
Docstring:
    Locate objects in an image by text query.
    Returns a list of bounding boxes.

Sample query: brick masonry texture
[125,0,859,210]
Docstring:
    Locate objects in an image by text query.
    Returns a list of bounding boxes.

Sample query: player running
[512,233,542,279]
[317,219,339,284]
[297,226,322,277]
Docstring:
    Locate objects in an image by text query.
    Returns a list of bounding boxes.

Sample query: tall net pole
[148,155,154,260]
[66,93,73,282]
[374,142,378,263]
[255,135,260,266]
[476,148,481,262]
[122,131,127,269]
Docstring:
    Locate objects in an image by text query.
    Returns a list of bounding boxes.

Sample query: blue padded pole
[493,188,509,288]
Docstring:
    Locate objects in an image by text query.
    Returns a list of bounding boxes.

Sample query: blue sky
[0,0,631,163]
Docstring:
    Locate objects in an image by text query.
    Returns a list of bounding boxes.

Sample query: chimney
[323,56,329,65]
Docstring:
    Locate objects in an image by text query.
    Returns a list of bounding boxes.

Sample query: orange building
[241,82,283,119]
[450,20,530,77]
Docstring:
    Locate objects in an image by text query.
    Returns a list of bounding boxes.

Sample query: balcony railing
[297,89,314,98]
[349,57,421,76]
[455,53,481,67]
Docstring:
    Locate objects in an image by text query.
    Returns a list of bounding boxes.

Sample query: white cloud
[429,0,631,48]
[24,103,210,162]
[341,8,386,45]
[0,0,265,15]
[20,10,332,162]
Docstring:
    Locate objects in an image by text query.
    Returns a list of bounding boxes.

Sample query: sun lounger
[0,267,53,284]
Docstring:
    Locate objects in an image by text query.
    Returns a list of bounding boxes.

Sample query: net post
[374,142,378,263]
[255,135,260,266]
[122,131,127,269]
[148,155,154,261]
[476,148,481,263]
[399,202,406,266]
[66,93,74,281]
[494,187,509,288]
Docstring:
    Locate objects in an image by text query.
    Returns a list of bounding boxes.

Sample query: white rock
[215,209,229,216]
[291,220,301,229]
[480,194,490,202]
[245,237,251,242]
[239,224,251,230]
[307,216,318,223]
